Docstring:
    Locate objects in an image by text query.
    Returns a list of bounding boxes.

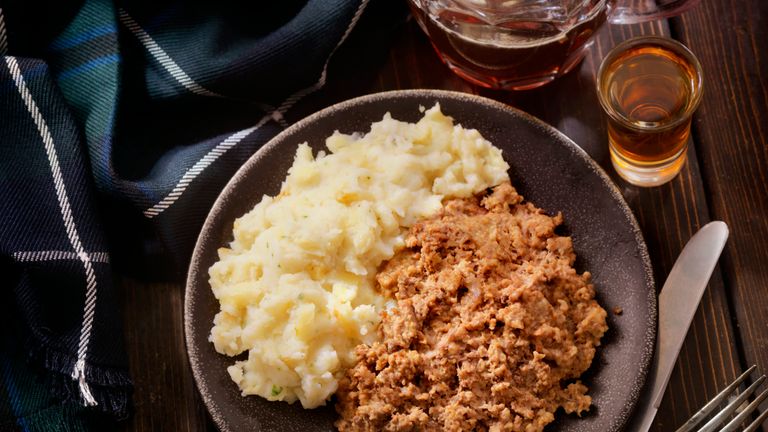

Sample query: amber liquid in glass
[600,44,699,176]
[409,1,607,90]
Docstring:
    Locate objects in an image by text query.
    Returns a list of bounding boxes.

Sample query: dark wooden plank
[672,1,768,429]
[117,280,214,432]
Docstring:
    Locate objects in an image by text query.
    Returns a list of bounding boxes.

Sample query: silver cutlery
[628,221,729,431]
[676,364,768,432]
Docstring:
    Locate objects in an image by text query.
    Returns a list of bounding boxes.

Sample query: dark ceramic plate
[185,90,656,432]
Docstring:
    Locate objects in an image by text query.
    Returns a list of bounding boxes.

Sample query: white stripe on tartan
[4,57,98,407]
[12,251,110,264]
[141,0,369,218]
[0,8,8,55]
[118,9,221,98]
[143,118,269,218]
[276,0,370,114]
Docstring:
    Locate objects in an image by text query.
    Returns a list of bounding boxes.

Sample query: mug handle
[608,0,702,24]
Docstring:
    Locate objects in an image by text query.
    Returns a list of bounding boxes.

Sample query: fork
[676,365,768,432]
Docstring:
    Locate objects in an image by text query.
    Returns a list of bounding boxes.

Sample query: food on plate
[336,183,609,431]
[207,105,510,408]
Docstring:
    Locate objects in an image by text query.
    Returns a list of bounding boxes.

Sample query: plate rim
[184,89,657,432]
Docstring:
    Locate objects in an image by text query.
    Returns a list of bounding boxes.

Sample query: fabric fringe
[71,359,97,407]
[27,341,132,419]
[28,343,132,387]
[51,375,131,420]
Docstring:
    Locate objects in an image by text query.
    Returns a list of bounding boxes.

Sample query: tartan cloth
[0,0,405,430]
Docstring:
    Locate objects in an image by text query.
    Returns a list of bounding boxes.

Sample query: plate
[185,90,656,432]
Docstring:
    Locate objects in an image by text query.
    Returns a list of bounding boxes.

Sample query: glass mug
[408,0,702,90]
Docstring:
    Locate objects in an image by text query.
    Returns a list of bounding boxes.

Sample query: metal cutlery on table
[627,220,768,431]
[676,364,768,432]
[619,222,720,430]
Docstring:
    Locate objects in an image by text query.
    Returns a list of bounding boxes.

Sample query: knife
[627,221,729,432]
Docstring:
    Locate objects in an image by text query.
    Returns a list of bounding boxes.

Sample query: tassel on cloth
[71,359,98,407]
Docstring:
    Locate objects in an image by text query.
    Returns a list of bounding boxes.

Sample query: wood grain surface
[118,1,768,430]
[674,0,768,412]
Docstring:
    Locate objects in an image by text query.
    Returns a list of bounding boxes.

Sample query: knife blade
[627,221,729,432]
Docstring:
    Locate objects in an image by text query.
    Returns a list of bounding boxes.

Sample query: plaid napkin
[0,0,405,429]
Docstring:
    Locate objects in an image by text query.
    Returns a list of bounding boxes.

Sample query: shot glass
[597,37,703,187]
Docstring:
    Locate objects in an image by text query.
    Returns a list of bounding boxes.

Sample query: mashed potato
[208,104,509,408]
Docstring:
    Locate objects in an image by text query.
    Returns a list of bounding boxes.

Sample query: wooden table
[118,0,768,430]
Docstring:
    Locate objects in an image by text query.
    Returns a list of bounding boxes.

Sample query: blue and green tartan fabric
[0,0,405,430]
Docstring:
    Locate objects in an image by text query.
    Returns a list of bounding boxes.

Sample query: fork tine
[675,366,758,432]
[743,408,768,432]
[719,387,768,432]
[695,375,766,432]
